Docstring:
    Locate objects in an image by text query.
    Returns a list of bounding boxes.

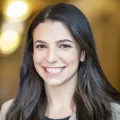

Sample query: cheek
[33,51,45,64]
[60,50,79,64]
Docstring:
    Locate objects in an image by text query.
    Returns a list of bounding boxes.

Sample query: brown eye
[59,44,71,48]
[36,45,47,48]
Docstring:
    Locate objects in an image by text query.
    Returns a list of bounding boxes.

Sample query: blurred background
[0,0,120,106]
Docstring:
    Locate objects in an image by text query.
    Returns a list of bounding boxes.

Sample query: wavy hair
[6,3,120,120]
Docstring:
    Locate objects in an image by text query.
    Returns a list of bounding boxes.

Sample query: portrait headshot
[0,2,120,120]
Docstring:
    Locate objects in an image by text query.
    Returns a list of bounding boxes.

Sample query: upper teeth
[46,67,64,73]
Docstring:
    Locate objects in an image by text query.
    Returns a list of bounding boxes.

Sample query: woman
[1,3,120,120]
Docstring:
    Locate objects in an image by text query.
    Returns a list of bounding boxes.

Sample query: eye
[59,44,71,48]
[36,45,47,48]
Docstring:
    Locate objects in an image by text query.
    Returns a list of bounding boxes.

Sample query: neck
[44,78,77,111]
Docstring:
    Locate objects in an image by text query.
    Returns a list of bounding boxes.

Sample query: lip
[42,66,66,76]
[43,66,66,68]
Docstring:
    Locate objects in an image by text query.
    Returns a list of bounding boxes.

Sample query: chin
[45,80,65,87]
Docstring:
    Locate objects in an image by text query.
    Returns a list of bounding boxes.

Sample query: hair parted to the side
[6,3,120,120]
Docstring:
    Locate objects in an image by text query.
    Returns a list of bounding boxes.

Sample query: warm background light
[4,0,30,21]
[1,20,24,34]
[0,30,20,55]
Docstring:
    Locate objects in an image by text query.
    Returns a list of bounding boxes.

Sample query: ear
[80,51,85,62]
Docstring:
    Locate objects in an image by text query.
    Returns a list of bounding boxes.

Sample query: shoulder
[110,102,120,120]
[0,99,14,120]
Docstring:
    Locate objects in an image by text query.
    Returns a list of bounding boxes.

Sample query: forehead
[33,20,75,43]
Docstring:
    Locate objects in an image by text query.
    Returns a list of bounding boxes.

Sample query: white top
[0,99,120,120]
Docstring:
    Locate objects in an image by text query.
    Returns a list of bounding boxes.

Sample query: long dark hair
[7,3,120,120]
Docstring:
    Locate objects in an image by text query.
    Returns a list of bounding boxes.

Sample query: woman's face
[33,20,83,86]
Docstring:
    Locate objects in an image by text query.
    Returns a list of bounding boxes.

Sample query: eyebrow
[34,39,74,44]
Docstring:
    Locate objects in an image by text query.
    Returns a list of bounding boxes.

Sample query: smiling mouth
[43,66,66,74]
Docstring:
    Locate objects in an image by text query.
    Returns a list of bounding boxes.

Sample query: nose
[46,47,58,63]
